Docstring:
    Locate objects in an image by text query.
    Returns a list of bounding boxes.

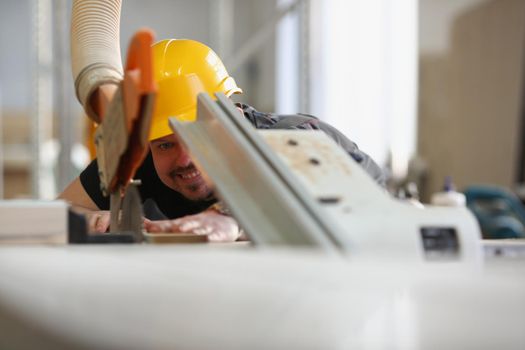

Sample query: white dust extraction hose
[71,0,123,121]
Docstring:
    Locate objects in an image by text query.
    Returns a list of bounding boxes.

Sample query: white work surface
[0,245,524,350]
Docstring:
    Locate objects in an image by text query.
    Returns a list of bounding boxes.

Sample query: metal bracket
[169,92,482,262]
[109,182,143,243]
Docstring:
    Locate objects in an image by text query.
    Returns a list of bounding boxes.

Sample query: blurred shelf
[2,144,32,170]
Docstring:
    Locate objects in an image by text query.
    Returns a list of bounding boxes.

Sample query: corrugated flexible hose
[71,0,123,121]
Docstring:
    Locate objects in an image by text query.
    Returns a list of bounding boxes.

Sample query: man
[59,39,385,242]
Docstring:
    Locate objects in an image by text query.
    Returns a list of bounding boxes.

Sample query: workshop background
[0,0,523,203]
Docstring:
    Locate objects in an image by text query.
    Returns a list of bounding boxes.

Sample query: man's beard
[169,165,215,201]
[187,182,213,198]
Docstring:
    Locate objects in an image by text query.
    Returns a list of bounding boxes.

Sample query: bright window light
[277,0,418,178]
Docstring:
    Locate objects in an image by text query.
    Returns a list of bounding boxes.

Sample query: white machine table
[0,245,524,349]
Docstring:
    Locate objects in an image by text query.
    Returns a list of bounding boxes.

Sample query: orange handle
[125,28,156,94]
[114,28,157,191]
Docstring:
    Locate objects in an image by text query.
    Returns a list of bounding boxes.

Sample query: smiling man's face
[149,133,214,201]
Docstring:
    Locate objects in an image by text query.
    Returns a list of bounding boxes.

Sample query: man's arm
[237,103,386,187]
[317,121,387,187]
[58,177,99,210]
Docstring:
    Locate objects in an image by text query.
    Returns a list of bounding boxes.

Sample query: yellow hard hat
[149,39,242,141]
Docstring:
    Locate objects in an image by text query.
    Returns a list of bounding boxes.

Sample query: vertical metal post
[55,0,75,192]
[298,0,310,113]
[276,0,299,114]
[308,0,324,118]
[31,0,54,199]
[209,0,234,58]
[225,0,302,73]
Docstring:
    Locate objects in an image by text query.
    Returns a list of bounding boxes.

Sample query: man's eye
[158,142,174,151]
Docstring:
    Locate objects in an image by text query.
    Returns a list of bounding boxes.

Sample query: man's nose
[174,148,192,167]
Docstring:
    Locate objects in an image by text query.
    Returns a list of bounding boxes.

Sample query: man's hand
[144,211,242,242]
[86,210,111,233]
